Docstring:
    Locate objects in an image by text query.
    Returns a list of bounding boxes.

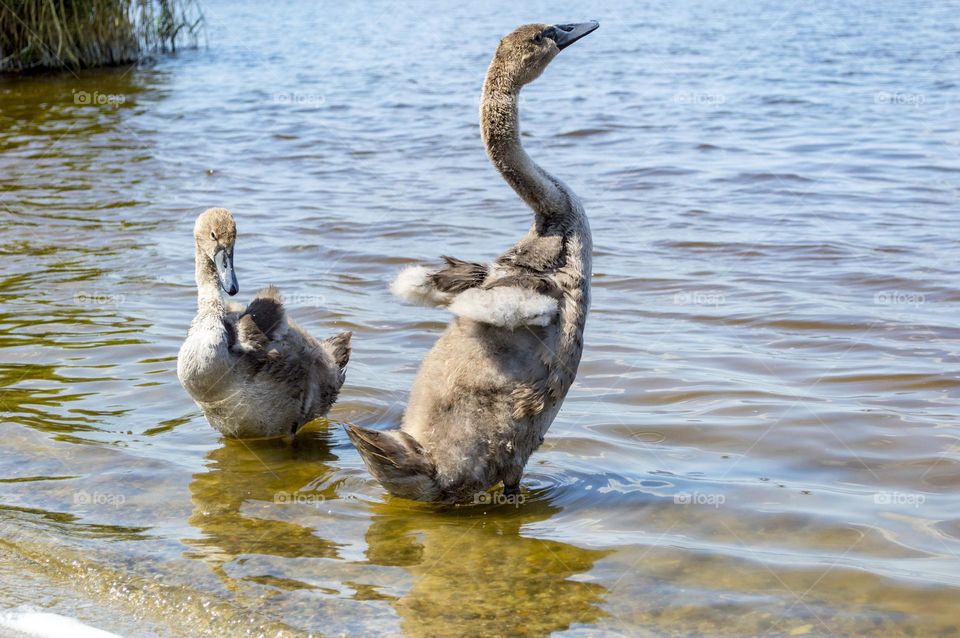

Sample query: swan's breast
[177,316,234,400]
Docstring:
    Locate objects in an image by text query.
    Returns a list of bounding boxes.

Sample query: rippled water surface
[1,1,959,636]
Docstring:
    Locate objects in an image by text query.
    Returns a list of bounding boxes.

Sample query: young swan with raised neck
[346,22,598,503]
[177,207,351,438]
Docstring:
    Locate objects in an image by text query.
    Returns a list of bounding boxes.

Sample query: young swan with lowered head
[177,208,351,438]
[346,22,599,503]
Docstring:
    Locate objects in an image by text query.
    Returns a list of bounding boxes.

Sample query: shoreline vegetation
[0,0,203,73]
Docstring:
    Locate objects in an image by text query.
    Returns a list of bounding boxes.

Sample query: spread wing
[428,256,489,293]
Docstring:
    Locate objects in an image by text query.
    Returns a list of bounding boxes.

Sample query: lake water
[1,1,958,636]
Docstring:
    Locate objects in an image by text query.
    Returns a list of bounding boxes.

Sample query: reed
[0,0,203,72]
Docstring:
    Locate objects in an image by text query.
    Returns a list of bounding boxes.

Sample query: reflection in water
[185,432,610,635]
[1,0,959,635]
[185,430,341,590]
[0,503,150,543]
[0,62,166,444]
[364,500,610,638]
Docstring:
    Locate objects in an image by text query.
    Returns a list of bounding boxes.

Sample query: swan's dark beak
[214,247,239,296]
[548,21,599,51]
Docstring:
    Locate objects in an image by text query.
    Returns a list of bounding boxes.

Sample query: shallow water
[1,1,959,636]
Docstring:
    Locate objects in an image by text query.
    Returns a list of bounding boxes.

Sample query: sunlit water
[1,1,958,636]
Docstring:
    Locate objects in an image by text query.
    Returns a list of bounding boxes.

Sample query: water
[1,1,958,635]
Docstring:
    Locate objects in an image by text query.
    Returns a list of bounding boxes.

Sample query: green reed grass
[0,0,202,72]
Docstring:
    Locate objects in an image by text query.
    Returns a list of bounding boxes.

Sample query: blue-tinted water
[0,1,958,635]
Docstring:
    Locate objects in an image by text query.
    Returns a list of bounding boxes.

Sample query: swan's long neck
[194,244,224,315]
[480,69,572,221]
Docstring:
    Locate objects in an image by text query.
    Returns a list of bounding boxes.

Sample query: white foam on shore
[0,607,123,638]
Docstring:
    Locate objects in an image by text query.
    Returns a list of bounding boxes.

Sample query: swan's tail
[323,331,352,386]
[343,424,443,502]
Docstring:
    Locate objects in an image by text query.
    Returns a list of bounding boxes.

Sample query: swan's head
[194,207,239,296]
[491,21,599,88]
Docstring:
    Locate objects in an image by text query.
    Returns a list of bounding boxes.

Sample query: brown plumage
[428,256,490,293]
[240,286,285,339]
[347,22,599,503]
[177,208,352,438]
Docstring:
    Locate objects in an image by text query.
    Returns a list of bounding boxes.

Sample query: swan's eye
[533,32,543,44]
[210,231,218,241]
